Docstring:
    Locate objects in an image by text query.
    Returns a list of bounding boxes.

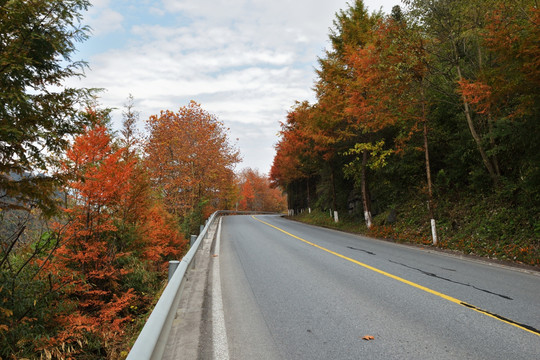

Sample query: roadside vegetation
[0,2,284,359]
[293,190,539,267]
[272,0,539,269]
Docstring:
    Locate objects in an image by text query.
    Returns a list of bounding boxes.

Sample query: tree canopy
[271,0,539,241]
[145,101,241,234]
[0,0,95,215]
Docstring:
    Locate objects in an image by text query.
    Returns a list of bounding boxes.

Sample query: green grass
[291,198,540,267]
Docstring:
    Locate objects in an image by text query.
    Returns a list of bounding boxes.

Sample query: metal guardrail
[126,210,220,360]
[126,210,277,359]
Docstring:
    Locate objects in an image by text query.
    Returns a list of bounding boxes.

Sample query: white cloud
[84,0,124,36]
[91,9,124,36]
[75,0,401,173]
[161,0,249,20]
[149,6,166,16]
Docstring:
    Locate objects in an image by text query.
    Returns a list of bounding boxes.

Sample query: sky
[72,0,401,175]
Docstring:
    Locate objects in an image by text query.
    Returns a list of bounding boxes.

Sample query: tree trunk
[477,43,501,178]
[330,168,337,212]
[422,86,437,245]
[455,60,498,185]
[306,177,310,209]
[423,113,433,205]
[487,113,501,176]
[360,151,372,229]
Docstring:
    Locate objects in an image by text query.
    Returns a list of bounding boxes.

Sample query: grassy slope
[292,195,539,267]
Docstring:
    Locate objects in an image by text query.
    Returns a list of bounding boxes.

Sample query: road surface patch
[252,215,540,338]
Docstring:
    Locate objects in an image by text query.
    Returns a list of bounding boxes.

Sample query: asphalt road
[217,214,540,360]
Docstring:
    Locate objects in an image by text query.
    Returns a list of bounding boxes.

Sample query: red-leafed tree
[238,168,286,212]
[270,102,320,211]
[138,201,186,271]
[40,107,187,357]
[311,1,377,212]
[42,116,137,355]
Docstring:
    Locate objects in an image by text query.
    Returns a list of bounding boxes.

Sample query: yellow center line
[252,215,540,337]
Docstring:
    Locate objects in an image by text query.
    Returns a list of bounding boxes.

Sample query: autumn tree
[0,0,94,215]
[41,118,137,356]
[344,10,439,239]
[145,101,240,233]
[238,168,286,212]
[313,0,378,214]
[117,96,186,270]
[461,2,540,196]
[270,102,320,212]
[401,0,540,195]
[0,1,97,354]
[271,0,539,263]
[22,109,185,358]
[404,0,516,186]
[271,1,378,217]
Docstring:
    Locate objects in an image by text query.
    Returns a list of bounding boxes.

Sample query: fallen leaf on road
[362,335,375,341]
[212,254,218,257]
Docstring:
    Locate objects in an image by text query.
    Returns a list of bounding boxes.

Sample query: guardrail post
[190,234,197,246]
[168,260,180,281]
[199,224,204,234]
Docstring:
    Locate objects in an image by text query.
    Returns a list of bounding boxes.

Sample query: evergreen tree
[0,0,94,215]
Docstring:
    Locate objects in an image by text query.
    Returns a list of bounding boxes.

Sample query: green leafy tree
[311,1,376,213]
[404,0,505,185]
[0,0,94,215]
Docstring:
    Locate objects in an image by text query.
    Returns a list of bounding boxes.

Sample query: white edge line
[212,217,230,360]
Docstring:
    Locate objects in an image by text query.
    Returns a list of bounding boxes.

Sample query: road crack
[388,260,513,300]
[347,246,375,255]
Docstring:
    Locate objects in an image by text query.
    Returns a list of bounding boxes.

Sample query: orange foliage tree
[42,119,137,355]
[39,109,186,357]
[237,168,286,212]
[344,14,435,230]
[270,102,321,211]
[458,3,539,128]
[116,98,186,271]
[145,101,240,233]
